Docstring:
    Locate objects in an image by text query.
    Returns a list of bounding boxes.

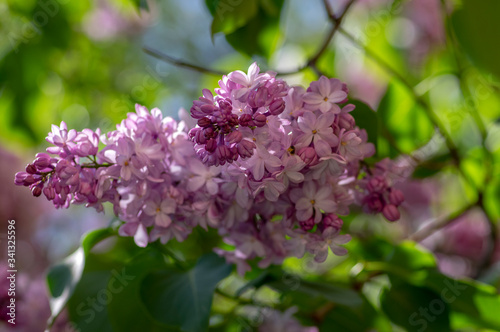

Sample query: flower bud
[297,147,318,166]
[237,140,256,158]
[382,204,400,221]
[269,99,285,115]
[252,114,267,127]
[225,130,243,144]
[388,189,404,206]
[43,186,56,200]
[205,139,217,153]
[322,214,343,231]
[363,193,384,213]
[197,117,212,128]
[338,113,355,130]
[300,217,315,231]
[366,176,387,193]
[248,87,268,108]
[239,114,252,127]
[26,163,38,174]
[31,182,43,197]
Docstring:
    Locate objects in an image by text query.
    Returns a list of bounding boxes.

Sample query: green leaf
[380,282,451,332]
[424,271,500,331]
[235,271,277,297]
[210,0,259,36]
[107,249,179,332]
[350,99,378,147]
[320,295,391,332]
[140,253,232,332]
[46,228,115,326]
[269,278,363,307]
[224,1,283,58]
[130,0,149,11]
[66,253,124,332]
[412,153,452,178]
[451,0,500,79]
[386,240,436,271]
[378,82,434,156]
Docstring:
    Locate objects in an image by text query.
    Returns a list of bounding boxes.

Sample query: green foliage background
[2,0,500,331]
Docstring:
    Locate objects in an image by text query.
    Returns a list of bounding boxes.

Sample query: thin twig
[277,0,356,76]
[439,0,497,273]
[409,202,476,242]
[308,0,356,67]
[143,47,227,76]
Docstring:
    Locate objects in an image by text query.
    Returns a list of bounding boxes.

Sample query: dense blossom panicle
[14,63,406,271]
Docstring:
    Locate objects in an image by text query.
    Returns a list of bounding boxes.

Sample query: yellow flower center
[310,199,315,205]
[312,130,317,134]
[324,97,328,102]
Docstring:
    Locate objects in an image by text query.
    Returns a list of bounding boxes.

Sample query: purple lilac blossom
[14,63,406,272]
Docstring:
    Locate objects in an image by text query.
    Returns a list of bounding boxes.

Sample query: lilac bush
[14,63,405,272]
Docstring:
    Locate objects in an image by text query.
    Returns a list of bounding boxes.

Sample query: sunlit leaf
[378,82,434,156]
[209,0,259,36]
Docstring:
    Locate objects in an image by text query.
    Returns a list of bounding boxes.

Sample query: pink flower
[303,76,347,113]
[307,227,351,262]
[245,145,282,181]
[186,159,222,195]
[144,197,176,227]
[276,155,305,188]
[291,181,337,223]
[338,129,363,160]
[295,111,338,157]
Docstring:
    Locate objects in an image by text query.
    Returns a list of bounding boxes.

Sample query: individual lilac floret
[303,76,348,113]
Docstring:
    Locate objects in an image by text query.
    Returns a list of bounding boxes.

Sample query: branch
[143,47,227,76]
[277,0,356,76]
[308,0,356,67]
[408,202,476,242]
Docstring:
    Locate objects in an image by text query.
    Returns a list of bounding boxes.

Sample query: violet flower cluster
[15,63,405,273]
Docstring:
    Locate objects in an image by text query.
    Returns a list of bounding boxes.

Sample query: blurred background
[1,0,500,331]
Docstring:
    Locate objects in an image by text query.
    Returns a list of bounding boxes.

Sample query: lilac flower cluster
[15,63,405,272]
[358,159,407,222]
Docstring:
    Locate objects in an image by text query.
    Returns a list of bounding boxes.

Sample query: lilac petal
[334,234,352,245]
[295,197,311,211]
[330,245,348,256]
[206,180,219,195]
[187,176,205,192]
[134,224,149,248]
[155,213,172,228]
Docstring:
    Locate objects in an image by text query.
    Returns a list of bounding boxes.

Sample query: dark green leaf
[451,0,500,79]
[210,0,259,36]
[46,228,115,325]
[235,271,277,297]
[131,0,149,11]
[380,283,451,332]
[269,278,363,307]
[66,253,124,332]
[412,153,452,178]
[141,253,232,332]
[107,249,180,332]
[424,271,500,331]
[320,295,391,332]
[350,99,378,147]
